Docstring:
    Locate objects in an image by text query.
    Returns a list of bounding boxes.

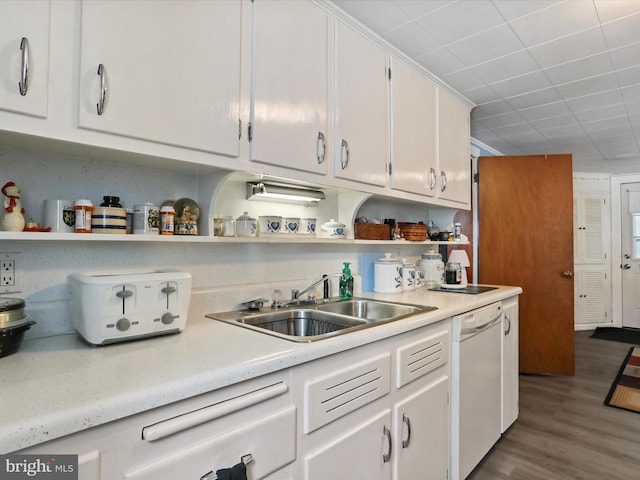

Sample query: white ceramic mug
[43,199,75,233]
[283,217,300,234]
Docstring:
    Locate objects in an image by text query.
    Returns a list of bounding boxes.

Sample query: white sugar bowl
[374,253,403,293]
[236,212,257,237]
[320,219,346,239]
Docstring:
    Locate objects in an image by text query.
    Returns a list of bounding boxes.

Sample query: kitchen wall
[0,145,435,340]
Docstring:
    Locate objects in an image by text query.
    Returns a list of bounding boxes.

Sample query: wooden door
[478,154,574,375]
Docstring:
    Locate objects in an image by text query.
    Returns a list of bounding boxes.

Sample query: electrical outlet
[0,252,22,294]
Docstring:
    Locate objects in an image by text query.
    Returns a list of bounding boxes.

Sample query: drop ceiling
[330,0,640,174]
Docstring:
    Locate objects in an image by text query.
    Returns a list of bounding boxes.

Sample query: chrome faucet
[272,273,344,309]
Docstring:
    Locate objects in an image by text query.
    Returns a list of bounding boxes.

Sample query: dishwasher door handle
[142,382,288,442]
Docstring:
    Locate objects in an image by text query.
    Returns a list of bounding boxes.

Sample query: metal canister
[133,203,160,235]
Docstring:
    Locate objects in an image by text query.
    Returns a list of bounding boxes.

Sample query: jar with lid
[373,253,403,293]
[445,262,462,285]
[74,199,94,233]
[420,250,445,286]
[236,212,257,237]
[401,259,416,291]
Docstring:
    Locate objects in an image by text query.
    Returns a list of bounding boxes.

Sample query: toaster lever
[115,289,133,298]
[161,286,177,295]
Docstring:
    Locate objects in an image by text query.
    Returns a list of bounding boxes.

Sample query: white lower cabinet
[296,320,451,480]
[21,373,295,480]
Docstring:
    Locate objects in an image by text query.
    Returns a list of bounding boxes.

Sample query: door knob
[562,271,574,278]
[623,264,632,270]
[624,254,631,259]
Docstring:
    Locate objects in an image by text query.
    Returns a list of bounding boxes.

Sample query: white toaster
[68,269,192,346]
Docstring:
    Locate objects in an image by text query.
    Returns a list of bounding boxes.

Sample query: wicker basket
[354,222,391,240]
[398,223,428,241]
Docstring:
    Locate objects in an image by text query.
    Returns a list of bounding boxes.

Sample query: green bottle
[339,262,354,299]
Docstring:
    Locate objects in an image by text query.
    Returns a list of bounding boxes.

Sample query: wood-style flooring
[469,330,640,480]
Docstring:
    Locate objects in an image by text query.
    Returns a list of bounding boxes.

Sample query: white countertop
[0,285,521,453]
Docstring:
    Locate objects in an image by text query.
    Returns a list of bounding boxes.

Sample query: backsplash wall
[0,147,429,341]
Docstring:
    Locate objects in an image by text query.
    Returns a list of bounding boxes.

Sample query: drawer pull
[19,37,30,96]
[142,382,287,442]
[382,425,392,463]
[402,413,411,448]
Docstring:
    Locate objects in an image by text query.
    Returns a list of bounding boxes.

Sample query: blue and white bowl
[299,218,317,235]
[283,217,300,234]
[320,219,346,239]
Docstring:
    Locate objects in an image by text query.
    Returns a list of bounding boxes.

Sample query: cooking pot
[0,298,35,358]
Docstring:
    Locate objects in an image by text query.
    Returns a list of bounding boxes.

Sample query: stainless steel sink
[207,298,437,342]
[315,299,423,321]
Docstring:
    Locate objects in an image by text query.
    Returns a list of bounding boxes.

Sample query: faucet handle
[272,289,283,307]
[291,289,300,301]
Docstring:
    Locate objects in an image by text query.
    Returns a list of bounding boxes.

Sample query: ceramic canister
[299,217,317,235]
[91,206,127,234]
[402,259,416,291]
[420,250,445,286]
[373,253,403,294]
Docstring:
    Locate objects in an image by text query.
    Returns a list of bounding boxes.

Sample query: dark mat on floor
[591,327,640,344]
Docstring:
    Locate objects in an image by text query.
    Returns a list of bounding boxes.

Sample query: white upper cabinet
[250,0,330,175]
[78,0,242,157]
[390,59,437,196]
[437,89,471,206]
[334,22,389,187]
[0,0,50,118]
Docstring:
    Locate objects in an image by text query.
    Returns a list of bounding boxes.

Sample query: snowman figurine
[0,181,26,232]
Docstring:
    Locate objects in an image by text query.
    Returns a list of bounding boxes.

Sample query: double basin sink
[207,298,437,342]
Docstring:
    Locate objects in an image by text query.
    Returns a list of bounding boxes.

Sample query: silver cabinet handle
[428,167,437,190]
[340,139,350,169]
[440,170,447,192]
[97,64,107,115]
[401,414,411,448]
[504,313,511,335]
[316,131,326,164]
[382,425,392,463]
[19,37,30,96]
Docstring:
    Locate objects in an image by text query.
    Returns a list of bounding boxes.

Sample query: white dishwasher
[450,301,502,480]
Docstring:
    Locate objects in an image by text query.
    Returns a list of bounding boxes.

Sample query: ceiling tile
[518,101,572,122]
[446,24,524,65]
[441,67,486,92]
[555,72,620,98]
[472,99,519,119]
[394,0,454,19]
[565,89,625,113]
[543,51,614,85]
[383,22,440,58]
[331,0,410,35]
[415,46,466,77]
[531,114,579,131]
[414,1,504,45]
[476,111,527,129]
[573,104,628,122]
[491,0,558,21]
[490,71,552,98]
[601,12,640,49]
[461,85,503,105]
[594,0,640,24]
[505,87,562,110]
[509,0,600,47]
[615,65,640,87]
[621,84,640,102]
[528,27,608,69]
[609,41,640,70]
[470,50,539,84]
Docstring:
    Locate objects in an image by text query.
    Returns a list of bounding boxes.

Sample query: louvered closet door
[574,267,609,325]
[574,195,607,264]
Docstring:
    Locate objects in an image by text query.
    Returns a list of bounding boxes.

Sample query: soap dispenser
[339,262,354,299]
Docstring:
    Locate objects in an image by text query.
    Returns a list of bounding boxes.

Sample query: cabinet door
[393,376,449,480]
[251,0,329,175]
[304,409,391,480]
[574,194,607,264]
[502,298,519,432]
[437,89,471,205]
[390,59,437,196]
[78,0,241,157]
[574,267,609,325]
[334,22,388,187]
[0,0,50,118]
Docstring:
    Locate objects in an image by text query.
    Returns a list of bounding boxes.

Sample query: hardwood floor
[469,330,640,480]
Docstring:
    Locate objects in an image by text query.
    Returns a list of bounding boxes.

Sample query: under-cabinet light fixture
[246,182,325,204]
